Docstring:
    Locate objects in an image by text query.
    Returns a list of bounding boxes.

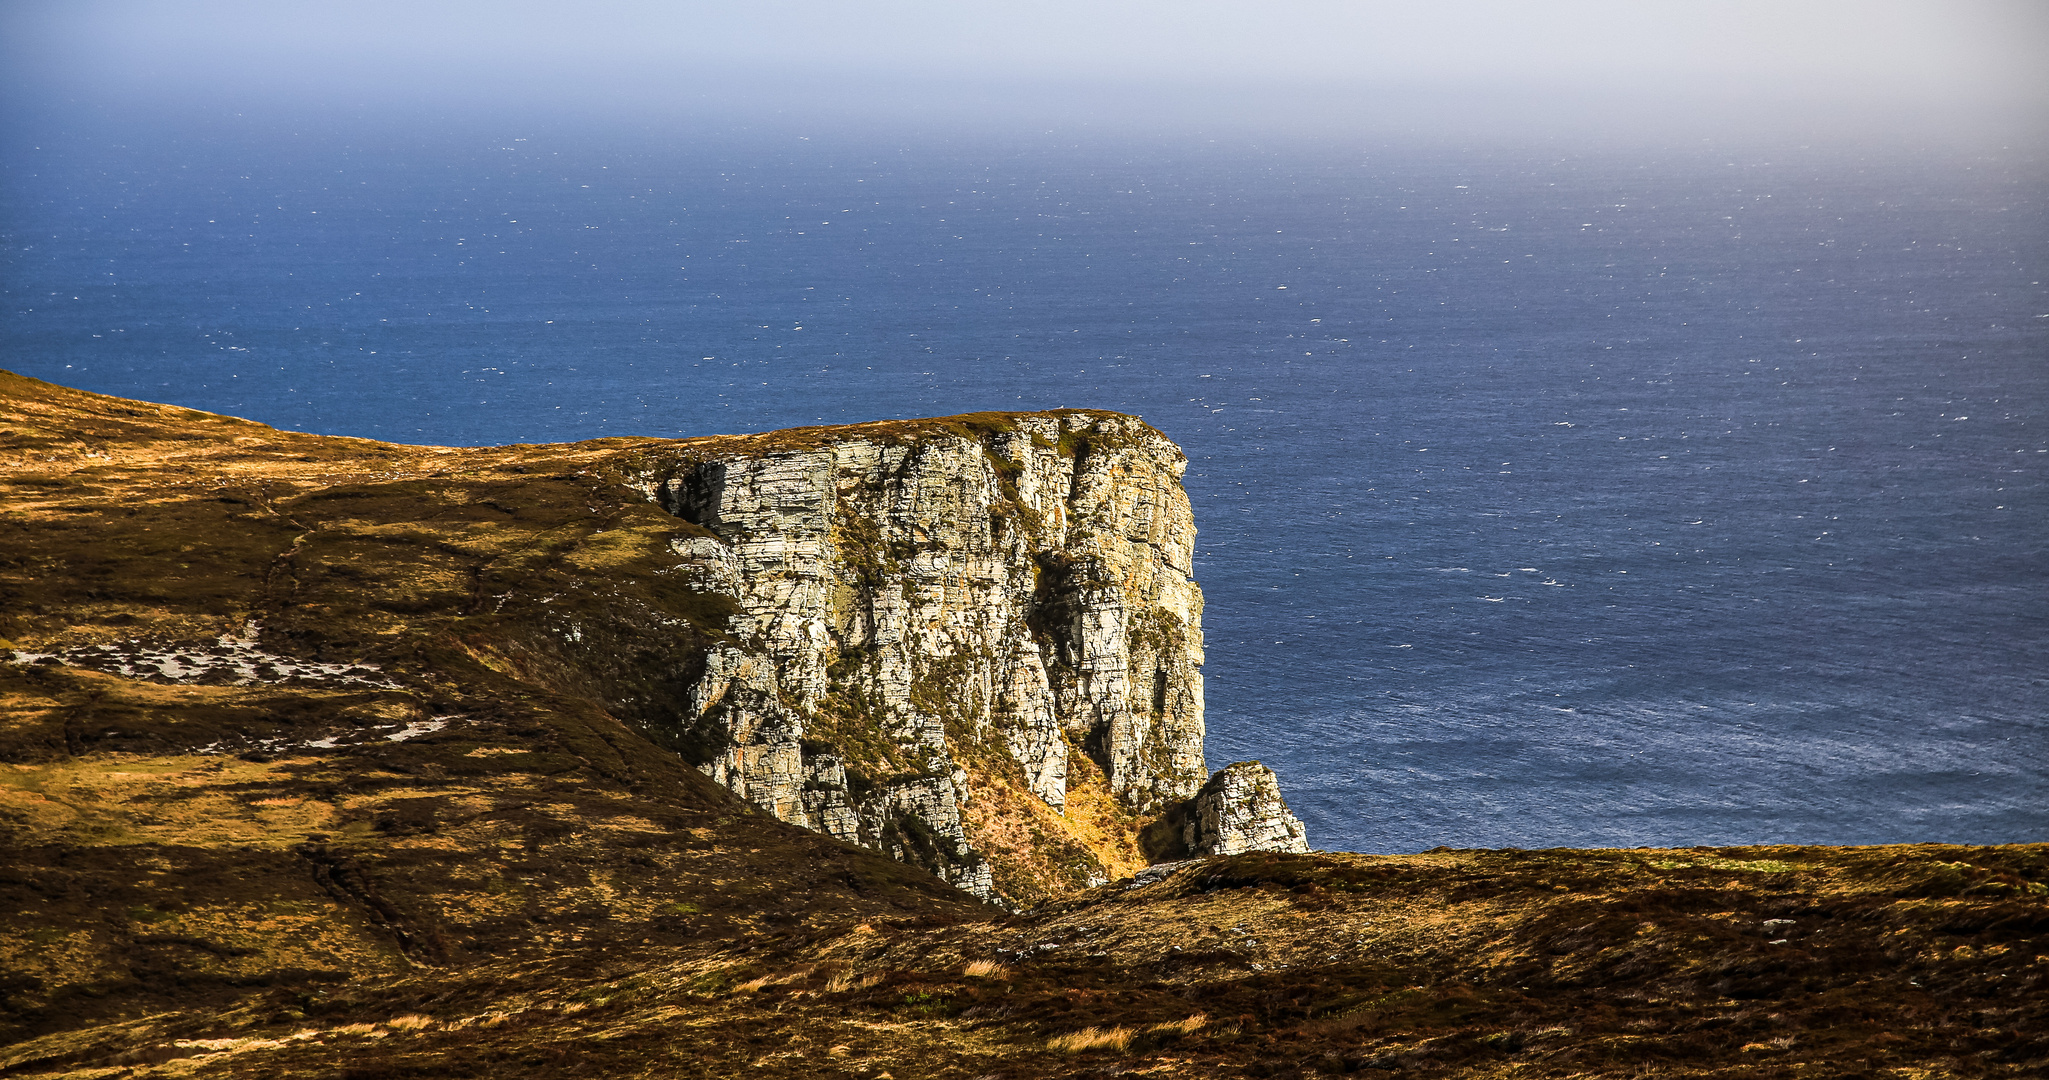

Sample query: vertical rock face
[623,411,1210,901]
[1186,761,1310,856]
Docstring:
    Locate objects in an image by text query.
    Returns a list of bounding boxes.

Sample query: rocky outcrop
[1186,761,1310,856]
[618,411,1212,900]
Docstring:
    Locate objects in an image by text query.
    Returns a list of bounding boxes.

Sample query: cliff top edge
[2,368,1176,473]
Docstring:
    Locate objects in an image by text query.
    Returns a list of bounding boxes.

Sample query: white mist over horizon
[5,1,2045,151]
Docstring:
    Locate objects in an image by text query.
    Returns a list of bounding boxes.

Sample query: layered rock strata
[621,412,1214,899]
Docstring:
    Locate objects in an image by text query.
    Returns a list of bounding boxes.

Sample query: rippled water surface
[6,117,2044,851]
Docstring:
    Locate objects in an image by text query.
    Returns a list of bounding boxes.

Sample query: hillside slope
[0,370,1282,907]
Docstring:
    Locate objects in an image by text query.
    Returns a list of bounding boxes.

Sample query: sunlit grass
[1048,1026,1133,1052]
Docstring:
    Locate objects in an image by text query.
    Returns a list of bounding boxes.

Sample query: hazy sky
[7,1,2047,144]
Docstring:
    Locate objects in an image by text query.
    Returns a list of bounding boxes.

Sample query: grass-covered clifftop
[0,370,1206,906]
[3,371,2043,1078]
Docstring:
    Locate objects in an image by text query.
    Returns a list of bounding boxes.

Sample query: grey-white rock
[619,411,1209,901]
[1185,761,1310,856]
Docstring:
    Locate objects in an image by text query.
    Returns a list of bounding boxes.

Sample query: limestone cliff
[615,411,1213,900]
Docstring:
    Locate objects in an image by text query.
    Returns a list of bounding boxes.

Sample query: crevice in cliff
[1025,550,1081,673]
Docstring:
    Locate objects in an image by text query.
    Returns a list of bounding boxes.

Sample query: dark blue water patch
[4,112,2045,851]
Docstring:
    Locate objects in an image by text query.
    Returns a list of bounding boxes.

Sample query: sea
[5,112,2045,854]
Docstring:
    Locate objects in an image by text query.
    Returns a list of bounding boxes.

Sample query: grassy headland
[2,371,2041,1077]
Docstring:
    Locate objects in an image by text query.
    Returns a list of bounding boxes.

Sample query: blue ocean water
[5,116,2045,852]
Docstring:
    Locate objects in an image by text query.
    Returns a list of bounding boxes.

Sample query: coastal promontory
[1,371,2040,1079]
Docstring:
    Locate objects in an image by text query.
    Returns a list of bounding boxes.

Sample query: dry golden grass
[824,970,881,993]
[2,747,347,849]
[958,746,1149,904]
[962,959,1010,979]
[383,1015,435,1031]
[1149,1013,1207,1035]
[1046,1026,1134,1053]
